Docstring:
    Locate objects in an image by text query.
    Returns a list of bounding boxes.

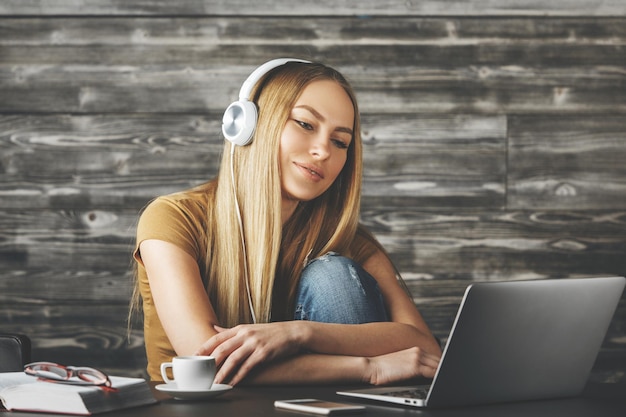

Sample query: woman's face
[279,79,355,206]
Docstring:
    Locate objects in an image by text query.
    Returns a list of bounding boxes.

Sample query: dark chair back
[0,333,31,372]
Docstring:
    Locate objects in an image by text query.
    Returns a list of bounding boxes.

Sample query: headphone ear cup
[222,99,258,146]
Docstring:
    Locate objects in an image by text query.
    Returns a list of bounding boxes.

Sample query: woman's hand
[194,322,307,386]
[365,347,441,385]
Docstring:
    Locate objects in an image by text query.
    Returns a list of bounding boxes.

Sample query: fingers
[419,351,441,369]
[406,346,440,370]
[213,335,274,385]
[204,329,246,368]
[195,325,268,385]
[368,347,442,385]
[213,325,227,333]
[214,341,254,385]
[217,346,263,386]
[412,347,440,379]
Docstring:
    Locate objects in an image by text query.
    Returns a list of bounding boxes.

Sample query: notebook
[338,276,625,408]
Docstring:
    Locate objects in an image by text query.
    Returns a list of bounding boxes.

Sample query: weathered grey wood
[2,17,625,45]
[1,0,625,16]
[371,209,626,279]
[1,7,624,381]
[0,302,147,376]
[3,65,623,114]
[1,17,624,114]
[0,113,508,209]
[0,269,134,301]
[5,113,625,212]
[0,114,222,209]
[3,208,623,283]
[509,115,626,210]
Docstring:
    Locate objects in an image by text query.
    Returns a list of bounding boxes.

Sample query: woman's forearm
[242,353,369,385]
[241,347,440,386]
[297,321,441,358]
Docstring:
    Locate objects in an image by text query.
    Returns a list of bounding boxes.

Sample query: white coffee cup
[160,356,216,390]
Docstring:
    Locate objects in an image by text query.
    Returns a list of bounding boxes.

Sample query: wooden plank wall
[1,1,625,381]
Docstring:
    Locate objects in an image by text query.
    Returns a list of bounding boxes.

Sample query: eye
[331,139,349,149]
[294,119,313,131]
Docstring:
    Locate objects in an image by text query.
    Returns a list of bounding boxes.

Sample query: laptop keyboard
[383,386,430,399]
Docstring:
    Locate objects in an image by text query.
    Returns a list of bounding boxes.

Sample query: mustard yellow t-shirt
[133,183,380,380]
[133,184,212,381]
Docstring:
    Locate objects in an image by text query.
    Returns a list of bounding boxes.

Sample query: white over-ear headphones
[222,58,311,146]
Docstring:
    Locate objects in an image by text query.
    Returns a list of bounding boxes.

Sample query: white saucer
[155,382,232,400]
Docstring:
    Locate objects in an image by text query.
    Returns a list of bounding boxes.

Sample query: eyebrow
[294,105,354,135]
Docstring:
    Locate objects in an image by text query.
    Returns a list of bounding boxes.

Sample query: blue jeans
[293,252,388,323]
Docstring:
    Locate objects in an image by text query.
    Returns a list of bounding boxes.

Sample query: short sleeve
[133,195,206,266]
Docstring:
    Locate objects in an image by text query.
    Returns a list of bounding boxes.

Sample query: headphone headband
[222,58,311,146]
[238,58,310,101]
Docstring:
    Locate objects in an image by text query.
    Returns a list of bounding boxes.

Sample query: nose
[310,133,331,160]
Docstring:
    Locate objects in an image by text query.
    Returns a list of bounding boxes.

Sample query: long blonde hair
[208,61,364,326]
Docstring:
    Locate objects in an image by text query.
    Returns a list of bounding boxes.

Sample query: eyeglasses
[24,362,113,388]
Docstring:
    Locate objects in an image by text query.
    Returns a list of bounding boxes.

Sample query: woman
[131,59,441,386]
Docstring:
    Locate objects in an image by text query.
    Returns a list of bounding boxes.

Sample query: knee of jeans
[299,253,371,297]
[295,252,387,323]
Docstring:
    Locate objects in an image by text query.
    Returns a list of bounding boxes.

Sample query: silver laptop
[338,276,625,408]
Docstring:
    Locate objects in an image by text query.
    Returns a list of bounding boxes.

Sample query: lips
[295,162,325,180]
